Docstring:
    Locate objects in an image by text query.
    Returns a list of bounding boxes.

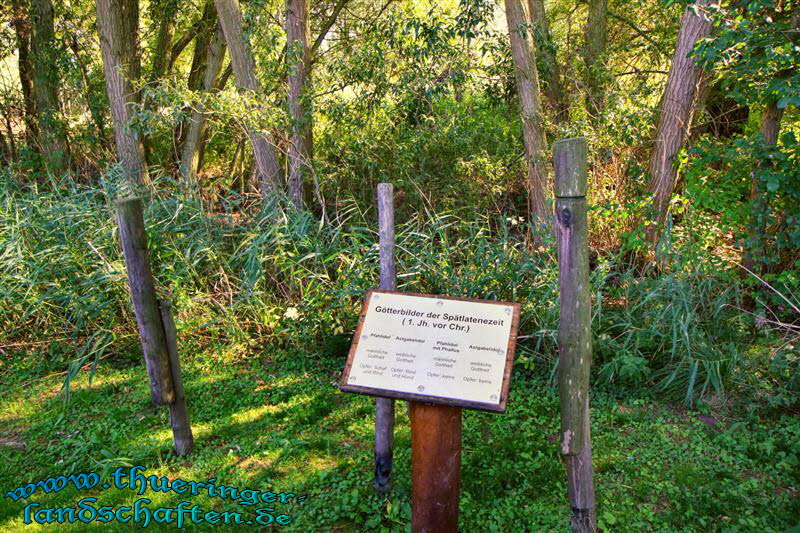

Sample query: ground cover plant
[1,344,798,531]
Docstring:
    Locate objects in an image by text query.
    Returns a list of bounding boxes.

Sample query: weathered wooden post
[553,138,596,532]
[116,197,194,455]
[159,300,194,455]
[374,183,396,493]
[115,198,175,405]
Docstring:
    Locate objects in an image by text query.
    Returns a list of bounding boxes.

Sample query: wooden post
[553,138,596,532]
[159,300,194,455]
[374,183,396,493]
[115,198,175,405]
[410,403,461,533]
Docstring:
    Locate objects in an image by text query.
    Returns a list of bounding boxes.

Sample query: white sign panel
[340,291,520,412]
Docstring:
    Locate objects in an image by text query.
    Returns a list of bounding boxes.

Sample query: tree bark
[172,0,215,165]
[582,0,608,121]
[527,0,567,122]
[96,0,149,185]
[186,0,218,92]
[149,0,179,81]
[67,34,107,143]
[179,22,227,183]
[10,0,38,147]
[286,0,311,209]
[742,101,784,275]
[215,0,282,200]
[31,0,69,170]
[505,0,549,227]
[646,0,714,246]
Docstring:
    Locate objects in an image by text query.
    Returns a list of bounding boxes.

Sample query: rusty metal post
[410,402,462,533]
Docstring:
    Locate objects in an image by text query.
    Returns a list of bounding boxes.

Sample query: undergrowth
[0,171,793,407]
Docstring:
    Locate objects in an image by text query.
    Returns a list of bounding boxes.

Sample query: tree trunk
[286,0,311,209]
[215,0,282,200]
[582,0,607,121]
[31,0,69,171]
[186,1,218,92]
[149,0,179,81]
[505,0,549,227]
[0,128,10,164]
[527,0,567,122]
[742,101,784,275]
[67,34,107,143]
[646,0,714,246]
[95,0,149,185]
[172,0,215,165]
[179,22,227,183]
[10,0,38,147]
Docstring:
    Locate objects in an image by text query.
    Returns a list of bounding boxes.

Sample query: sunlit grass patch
[1,339,798,532]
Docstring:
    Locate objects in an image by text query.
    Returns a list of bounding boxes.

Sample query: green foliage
[1,352,798,531]
[3,169,793,406]
[593,256,747,405]
[317,97,526,216]
[694,0,800,109]
[684,130,800,269]
[687,0,800,275]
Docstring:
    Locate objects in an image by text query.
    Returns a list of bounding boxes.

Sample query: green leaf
[603,511,617,525]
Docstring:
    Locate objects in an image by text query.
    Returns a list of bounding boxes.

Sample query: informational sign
[339,291,520,412]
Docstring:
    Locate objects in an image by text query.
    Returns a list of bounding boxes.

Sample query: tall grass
[0,171,776,404]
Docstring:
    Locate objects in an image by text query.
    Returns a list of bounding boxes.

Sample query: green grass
[1,338,798,532]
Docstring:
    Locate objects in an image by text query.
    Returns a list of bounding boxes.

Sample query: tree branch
[311,0,350,57]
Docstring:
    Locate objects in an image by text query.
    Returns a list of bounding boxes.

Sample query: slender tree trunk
[742,102,784,275]
[168,17,205,73]
[95,0,149,185]
[10,0,38,147]
[217,61,233,89]
[3,113,17,161]
[505,0,549,226]
[31,0,69,170]
[180,23,227,184]
[646,0,714,246]
[186,1,217,92]
[149,0,178,82]
[215,0,282,200]
[67,35,107,143]
[174,0,217,165]
[527,0,567,122]
[0,128,9,163]
[582,0,607,121]
[286,0,311,209]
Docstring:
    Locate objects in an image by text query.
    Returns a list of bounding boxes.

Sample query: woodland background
[0,0,798,531]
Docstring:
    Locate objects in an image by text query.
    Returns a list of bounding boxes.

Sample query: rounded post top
[377,183,393,196]
[553,138,588,198]
[114,196,143,208]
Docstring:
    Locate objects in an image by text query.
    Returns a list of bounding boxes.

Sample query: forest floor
[1,339,798,532]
